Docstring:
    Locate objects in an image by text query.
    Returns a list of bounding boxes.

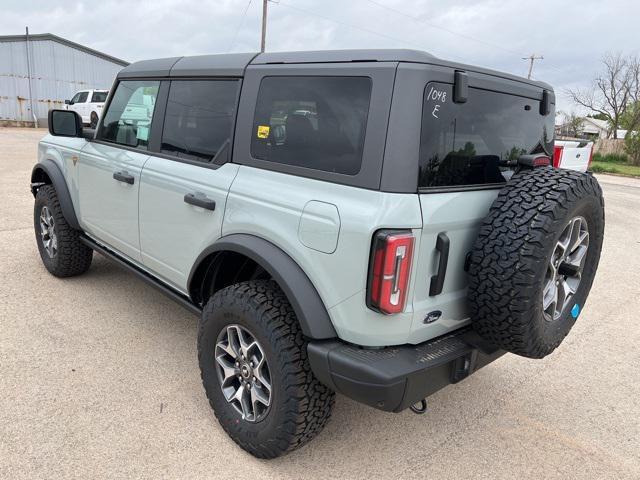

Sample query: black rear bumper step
[307,327,504,412]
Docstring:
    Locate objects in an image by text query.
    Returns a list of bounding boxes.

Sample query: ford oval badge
[424,310,442,324]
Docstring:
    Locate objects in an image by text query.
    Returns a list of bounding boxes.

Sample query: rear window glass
[91,91,108,103]
[161,80,239,162]
[250,76,372,175]
[419,82,554,189]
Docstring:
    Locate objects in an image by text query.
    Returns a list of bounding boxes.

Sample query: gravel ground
[1,128,639,480]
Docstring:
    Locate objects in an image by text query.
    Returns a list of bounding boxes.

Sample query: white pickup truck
[64,89,109,128]
[554,140,594,172]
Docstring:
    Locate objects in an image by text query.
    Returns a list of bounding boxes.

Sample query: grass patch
[591,161,640,177]
[589,151,640,177]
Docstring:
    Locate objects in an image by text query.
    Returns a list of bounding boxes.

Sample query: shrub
[592,152,628,163]
[590,164,620,174]
[624,133,640,166]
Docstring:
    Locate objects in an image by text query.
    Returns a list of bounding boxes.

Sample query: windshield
[419,82,554,189]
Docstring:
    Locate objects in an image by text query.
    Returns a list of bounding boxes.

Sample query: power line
[364,0,530,59]
[275,0,448,57]
[269,0,565,80]
[227,0,253,53]
[363,0,571,78]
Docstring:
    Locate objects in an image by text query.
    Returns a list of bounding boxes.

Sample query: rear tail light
[532,155,551,167]
[518,154,551,168]
[587,144,594,170]
[553,145,564,168]
[367,230,415,315]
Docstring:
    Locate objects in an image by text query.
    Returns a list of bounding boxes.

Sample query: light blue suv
[31,49,604,458]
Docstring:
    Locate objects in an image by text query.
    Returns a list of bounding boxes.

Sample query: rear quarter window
[91,91,108,103]
[419,82,554,189]
[250,76,372,175]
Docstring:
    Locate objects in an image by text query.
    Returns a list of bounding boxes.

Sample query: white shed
[0,33,128,126]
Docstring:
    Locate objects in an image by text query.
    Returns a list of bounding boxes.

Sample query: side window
[70,92,83,104]
[96,80,160,150]
[250,76,372,175]
[77,92,89,103]
[161,80,239,162]
[91,91,108,103]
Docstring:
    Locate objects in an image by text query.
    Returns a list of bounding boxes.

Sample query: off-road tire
[198,280,335,458]
[34,185,93,277]
[468,168,604,358]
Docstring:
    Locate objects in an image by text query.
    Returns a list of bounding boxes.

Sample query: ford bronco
[31,49,604,458]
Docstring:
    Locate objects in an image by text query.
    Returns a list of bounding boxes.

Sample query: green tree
[624,133,640,166]
[587,113,609,121]
[619,101,640,131]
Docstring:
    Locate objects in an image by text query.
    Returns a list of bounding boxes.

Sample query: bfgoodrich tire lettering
[468,168,605,358]
[198,280,335,458]
[34,185,93,277]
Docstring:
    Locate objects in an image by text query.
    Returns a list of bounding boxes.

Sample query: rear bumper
[307,327,505,412]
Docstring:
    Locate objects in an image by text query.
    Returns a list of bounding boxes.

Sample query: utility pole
[25,26,38,128]
[522,53,543,79]
[260,0,268,53]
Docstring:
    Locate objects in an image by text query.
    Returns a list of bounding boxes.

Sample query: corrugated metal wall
[0,39,123,124]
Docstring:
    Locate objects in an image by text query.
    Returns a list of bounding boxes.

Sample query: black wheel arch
[188,234,337,340]
[31,159,80,231]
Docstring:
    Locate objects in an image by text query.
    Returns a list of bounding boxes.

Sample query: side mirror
[64,99,71,105]
[48,109,83,137]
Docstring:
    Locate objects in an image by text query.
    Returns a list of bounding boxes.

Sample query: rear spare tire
[468,168,604,358]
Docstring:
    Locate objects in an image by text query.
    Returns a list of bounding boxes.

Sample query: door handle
[113,171,135,185]
[429,232,450,296]
[184,193,216,211]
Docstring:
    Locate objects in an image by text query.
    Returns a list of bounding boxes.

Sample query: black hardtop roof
[117,48,551,90]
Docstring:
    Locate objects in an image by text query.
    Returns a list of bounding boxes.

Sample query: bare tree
[558,111,584,138]
[625,56,640,131]
[566,52,639,139]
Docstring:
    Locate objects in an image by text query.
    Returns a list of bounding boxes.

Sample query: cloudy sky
[2,0,639,113]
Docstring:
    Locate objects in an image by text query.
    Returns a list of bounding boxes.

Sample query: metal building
[0,32,128,126]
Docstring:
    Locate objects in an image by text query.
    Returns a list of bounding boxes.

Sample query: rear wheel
[34,185,93,277]
[468,168,604,358]
[198,280,335,458]
[90,112,99,129]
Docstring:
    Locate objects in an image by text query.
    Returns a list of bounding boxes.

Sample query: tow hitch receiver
[450,351,478,383]
[410,399,428,414]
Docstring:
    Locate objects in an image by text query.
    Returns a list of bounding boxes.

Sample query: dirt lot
[1,128,639,479]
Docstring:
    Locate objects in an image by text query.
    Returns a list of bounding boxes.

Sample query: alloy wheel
[215,324,272,422]
[542,216,589,320]
[39,206,58,258]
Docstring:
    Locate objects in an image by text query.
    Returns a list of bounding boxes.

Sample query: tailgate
[407,79,554,344]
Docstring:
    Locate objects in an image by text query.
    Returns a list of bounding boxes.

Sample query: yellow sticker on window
[257,125,270,139]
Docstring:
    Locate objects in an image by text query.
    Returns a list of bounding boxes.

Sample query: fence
[594,138,626,156]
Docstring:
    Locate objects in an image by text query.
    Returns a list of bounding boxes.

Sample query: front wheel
[198,280,335,458]
[34,185,93,277]
[90,112,99,129]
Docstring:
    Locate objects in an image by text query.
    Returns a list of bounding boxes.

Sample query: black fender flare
[188,234,337,340]
[31,159,81,230]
